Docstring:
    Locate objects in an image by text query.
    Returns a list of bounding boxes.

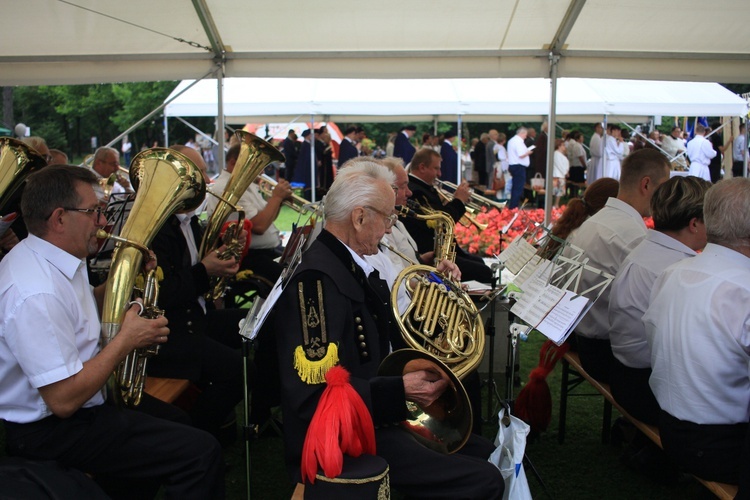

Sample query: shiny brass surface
[100,147,205,406]
[257,173,311,213]
[199,131,284,300]
[0,137,47,214]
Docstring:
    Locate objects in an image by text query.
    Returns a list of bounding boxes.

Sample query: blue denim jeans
[508,164,526,209]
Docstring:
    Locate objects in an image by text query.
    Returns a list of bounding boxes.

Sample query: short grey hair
[704,177,750,249]
[324,161,395,223]
[94,146,119,163]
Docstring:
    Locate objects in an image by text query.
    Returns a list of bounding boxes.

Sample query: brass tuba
[379,200,485,453]
[0,137,47,215]
[199,130,284,300]
[100,148,206,406]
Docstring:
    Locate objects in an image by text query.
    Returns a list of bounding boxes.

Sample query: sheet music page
[239,275,284,340]
[535,290,589,345]
[510,275,564,327]
[516,257,553,291]
[499,237,537,274]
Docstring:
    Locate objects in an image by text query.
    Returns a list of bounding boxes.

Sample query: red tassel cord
[514,340,570,435]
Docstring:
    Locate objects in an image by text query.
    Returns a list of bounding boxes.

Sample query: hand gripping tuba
[0,137,47,215]
[199,130,284,300]
[100,148,206,406]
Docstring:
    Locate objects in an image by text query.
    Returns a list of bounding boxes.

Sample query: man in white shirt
[732,122,747,178]
[604,125,628,180]
[661,126,687,169]
[608,175,710,425]
[644,178,750,485]
[565,149,670,383]
[588,123,605,183]
[206,144,292,284]
[686,124,717,182]
[507,127,534,209]
[0,165,225,498]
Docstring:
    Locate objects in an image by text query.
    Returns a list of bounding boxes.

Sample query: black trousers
[455,248,493,284]
[659,409,748,484]
[240,247,283,285]
[376,427,504,499]
[575,334,614,384]
[4,404,225,499]
[609,358,660,425]
[733,160,745,178]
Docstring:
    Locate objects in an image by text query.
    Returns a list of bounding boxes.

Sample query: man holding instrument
[275,161,503,499]
[402,148,493,283]
[89,146,133,201]
[0,165,225,498]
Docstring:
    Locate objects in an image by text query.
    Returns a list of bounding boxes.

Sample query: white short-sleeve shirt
[0,235,104,423]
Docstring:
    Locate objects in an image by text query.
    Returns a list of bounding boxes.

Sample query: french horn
[0,137,47,215]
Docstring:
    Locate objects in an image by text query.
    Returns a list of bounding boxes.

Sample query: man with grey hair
[644,177,750,486]
[90,146,132,201]
[275,161,503,498]
[507,126,534,208]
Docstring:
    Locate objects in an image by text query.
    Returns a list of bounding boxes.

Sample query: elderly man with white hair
[275,161,503,499]
[644,177,750,486]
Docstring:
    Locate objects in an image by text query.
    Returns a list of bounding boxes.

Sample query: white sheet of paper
[535,290,589,345]
[510,275,564,327]
[499,237,537,274]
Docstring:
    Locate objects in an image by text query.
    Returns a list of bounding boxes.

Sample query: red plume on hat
[300,365,376,484]
[514,339,570,435]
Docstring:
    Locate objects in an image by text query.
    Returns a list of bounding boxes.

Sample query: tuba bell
[100,148,206,406]
[199,130,284,300]
[0,137,47,215]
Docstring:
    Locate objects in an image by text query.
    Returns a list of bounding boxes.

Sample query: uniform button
[355,317,362,324]
[358,334,365,341]
[187,321,193,326]
[360,342,367,349]
[357,325,363,331]
[186,309,192,314]
[362,351,368,357]
[373,314,378,320]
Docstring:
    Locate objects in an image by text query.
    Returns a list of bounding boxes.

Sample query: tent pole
[217,65,226,173]
[544,53,560,226]
[163,115,169,149]
[311,114,316,203]
[457,116,463,183]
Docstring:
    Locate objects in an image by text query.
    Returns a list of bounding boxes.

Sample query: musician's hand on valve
[273,179,293,200]
[236,229,248,252]
[142,250,157,272]
[453,182,471,204]
[403,369,449,407]
[202,244,240,278]
[119,302,169,351]
[436,259,462,282]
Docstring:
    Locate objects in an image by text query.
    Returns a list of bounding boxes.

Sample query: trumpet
[82,154,132,198]
[256,174,311,213]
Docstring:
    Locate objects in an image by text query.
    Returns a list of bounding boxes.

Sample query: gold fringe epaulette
[294,343,339,384]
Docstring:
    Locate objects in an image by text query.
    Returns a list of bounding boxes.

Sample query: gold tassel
[294,343,339,384]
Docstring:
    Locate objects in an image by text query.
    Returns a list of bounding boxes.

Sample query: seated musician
[0,165,225,498]
[206,144,293,286]
[146,145,247,443]
[275,161,503,499]
[608,176,710,425]
[644,178,750,485]
[401,148,493,283]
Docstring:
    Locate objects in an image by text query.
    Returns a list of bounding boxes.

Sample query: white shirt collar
[25,234,86,281]
[337,238,375,276]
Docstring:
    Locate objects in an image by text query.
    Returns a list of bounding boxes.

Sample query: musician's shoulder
[290,270,339,385]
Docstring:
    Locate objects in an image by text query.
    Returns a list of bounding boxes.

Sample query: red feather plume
[300,365,376,484]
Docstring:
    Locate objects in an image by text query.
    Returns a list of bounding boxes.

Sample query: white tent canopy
[2,0,749,86]
[164,77,749,124]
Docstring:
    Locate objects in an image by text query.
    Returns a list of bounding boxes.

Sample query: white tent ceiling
[1,0,749,86]
[163,77,750,124]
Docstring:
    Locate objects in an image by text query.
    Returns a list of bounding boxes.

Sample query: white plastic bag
[488,407,533,500]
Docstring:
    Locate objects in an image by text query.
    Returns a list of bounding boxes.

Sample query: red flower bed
[455,207,654,257]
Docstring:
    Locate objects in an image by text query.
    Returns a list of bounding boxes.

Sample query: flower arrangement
[455,206,654,257]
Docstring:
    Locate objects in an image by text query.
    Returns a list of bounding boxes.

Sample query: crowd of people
[1,120,749,498]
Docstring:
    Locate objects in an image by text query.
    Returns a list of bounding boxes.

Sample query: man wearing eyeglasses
[0,165,226,498]
[275,161,503,498]
[90,146,133,201]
